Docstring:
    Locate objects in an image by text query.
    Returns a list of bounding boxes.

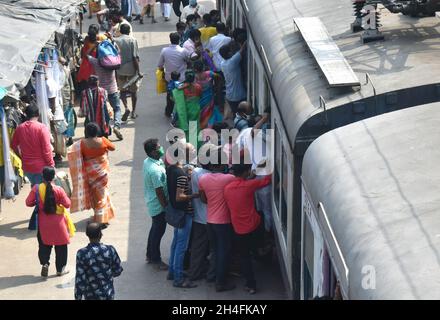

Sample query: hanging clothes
[35,67,51,130]
[0,99,17,199]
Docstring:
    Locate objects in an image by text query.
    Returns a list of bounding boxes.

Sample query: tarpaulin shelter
[0,0,84,99]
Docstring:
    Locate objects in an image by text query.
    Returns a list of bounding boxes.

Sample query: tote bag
[165,204,186,229]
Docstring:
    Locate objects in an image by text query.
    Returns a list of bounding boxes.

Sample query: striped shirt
[87,55,118,95]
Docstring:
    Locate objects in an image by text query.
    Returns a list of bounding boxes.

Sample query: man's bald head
[238,101,253,115]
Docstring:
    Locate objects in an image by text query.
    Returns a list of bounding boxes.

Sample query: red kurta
[26,184,71,246]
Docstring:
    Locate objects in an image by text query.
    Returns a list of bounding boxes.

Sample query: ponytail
[43,182,57,214]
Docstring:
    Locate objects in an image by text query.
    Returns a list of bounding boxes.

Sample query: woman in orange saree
[68,122,115,224]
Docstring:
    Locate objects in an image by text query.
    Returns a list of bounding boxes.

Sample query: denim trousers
[168,214,193,284]
[107,91,122,128]
[25,172,43,187]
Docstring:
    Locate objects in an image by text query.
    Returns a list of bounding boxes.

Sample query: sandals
[131,112,138,119]
[173,280,198,289]
[245,286,257,295]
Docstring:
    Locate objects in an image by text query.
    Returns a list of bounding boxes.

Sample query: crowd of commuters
[12,0,274,299]
[144,6,274,294]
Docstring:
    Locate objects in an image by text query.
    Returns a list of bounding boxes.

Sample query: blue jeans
[107,92,122,129]
[255,180,273,232]
[25,172,43,187]
[168,214,193,284]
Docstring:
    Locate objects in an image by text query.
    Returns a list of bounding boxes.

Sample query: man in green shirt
[143,138,169,271]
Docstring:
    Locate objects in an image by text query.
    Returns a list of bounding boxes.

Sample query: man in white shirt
[181,0,207,26]
[182,29,201,58]
[110,12,132,38]
[158,32,191,82]
[206,22,232,71]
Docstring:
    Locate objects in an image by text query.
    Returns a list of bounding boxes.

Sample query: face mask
[189,0,197,7]
[158,146,165,158]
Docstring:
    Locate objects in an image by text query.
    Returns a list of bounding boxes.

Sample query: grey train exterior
[301,102,440,299]
[218,0,440,298]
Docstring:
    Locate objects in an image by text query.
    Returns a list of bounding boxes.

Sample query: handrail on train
[319,95,329,125]
[365,73,378,114]
[318,202,350,299]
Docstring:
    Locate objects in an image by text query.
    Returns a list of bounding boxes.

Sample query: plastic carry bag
[156,69,167,95]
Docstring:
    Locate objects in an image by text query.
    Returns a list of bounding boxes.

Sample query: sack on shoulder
[165,204,186,229]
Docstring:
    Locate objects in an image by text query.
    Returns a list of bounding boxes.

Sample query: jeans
[147,212,167,263]
[169,214,193,284]
[172,0,189,18]
[108,92,122,129]
[25,172,43,187]
[37,231,68,273]
[255,180,273,232]
[207,223,233,286]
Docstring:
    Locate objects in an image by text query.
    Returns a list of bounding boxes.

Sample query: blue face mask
[189,0,197,7]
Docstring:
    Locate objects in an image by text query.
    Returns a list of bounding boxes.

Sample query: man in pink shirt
[199,147,236,292]
[11,104,54,186]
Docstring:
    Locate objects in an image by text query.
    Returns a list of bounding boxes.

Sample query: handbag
[28,185,40,231]
[165,204,186,229]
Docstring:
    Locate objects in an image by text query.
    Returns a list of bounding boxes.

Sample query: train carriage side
[301,102,440,300]
[219,0,440,299]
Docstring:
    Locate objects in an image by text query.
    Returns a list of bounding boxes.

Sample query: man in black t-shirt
[166,143,199,288]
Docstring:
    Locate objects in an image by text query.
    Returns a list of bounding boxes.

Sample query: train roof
[302,102,440,299]
[244,0,440,146]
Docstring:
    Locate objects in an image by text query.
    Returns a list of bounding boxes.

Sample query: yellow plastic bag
[156,69,167,95]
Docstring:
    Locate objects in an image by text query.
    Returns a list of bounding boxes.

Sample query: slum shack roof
[0,0,83,99]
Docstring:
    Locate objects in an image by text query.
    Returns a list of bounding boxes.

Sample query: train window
[248,51,254,108]
[274,122,281,215]
[253,62,259,111]
[264,77,271,112]
[281,146,288,240]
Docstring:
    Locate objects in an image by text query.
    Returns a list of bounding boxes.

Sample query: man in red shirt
[11,104,54,186]
[224,163,271,294]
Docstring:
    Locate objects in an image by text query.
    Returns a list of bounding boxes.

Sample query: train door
[301,184,341,299]
[272,109,295,297]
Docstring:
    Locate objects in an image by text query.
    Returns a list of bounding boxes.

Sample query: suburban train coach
[301,102,440,300]
[218,0,440,298]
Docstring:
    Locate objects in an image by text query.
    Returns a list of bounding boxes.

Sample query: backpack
[97,40,121,70]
